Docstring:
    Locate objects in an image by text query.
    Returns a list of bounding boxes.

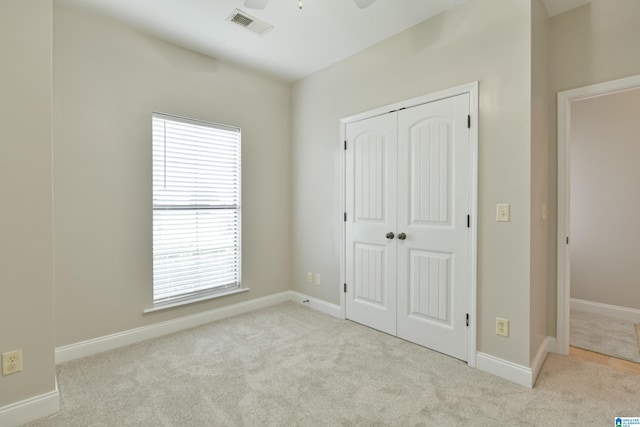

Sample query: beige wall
[16,1,640,406]
[530,0,550,362]
[551,1,640,93]
[292,0,534,366]
[548,0,640,334]
[570,88,640,310]
[0,0,56,406]
[53,6,292,346]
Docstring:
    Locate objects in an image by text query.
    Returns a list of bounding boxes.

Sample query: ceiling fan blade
[352,0,377,9]
[244,0,269,9]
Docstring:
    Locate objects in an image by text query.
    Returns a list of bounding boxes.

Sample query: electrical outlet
[496,318,509,337]
[306,272,313,284]
[2,349,23,376]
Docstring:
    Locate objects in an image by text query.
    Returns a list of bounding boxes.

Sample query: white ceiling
[54,0,470,82]
[54,0,591,83]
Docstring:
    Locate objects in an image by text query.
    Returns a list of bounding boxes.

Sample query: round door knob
[398,232,407,240]
[386,232,395,239]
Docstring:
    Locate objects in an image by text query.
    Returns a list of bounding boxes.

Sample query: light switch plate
[496,204,510,222]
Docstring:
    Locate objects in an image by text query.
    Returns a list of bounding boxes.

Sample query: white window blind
[152,113,241,305]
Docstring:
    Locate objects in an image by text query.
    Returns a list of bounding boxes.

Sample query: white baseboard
[477,335,557,389]
[571,298,640,323]
[476,352,533,388]
[0,379,59,427]
[289,291,343,319]
[531,337,555,386]
[56,291,291,364]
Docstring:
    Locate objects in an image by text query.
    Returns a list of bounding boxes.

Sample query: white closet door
[396,94,470,361]
[345,113,398,335]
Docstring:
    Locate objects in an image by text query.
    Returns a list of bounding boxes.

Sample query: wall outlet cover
[496,318,509,337]
[2,349,23,376]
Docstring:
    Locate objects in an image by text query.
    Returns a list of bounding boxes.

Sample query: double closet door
[345,93,471,361]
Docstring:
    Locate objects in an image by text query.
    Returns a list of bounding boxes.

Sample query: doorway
[557,74,640,360]
[340,82,478,365]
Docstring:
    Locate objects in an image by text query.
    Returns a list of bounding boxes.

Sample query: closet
[344,91,472,361]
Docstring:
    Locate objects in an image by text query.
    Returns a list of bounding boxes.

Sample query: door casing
[339,81,479,367]
[556,74,640,356]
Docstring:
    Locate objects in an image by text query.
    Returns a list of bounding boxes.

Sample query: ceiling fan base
[244,0,269,10]
[353,0,378,9]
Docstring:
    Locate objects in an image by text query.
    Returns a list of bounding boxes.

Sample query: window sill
[143,288,250,314]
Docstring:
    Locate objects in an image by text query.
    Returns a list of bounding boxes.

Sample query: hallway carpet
[571,309,640,363]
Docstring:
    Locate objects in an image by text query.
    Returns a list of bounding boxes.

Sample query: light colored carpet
[26,302,640,426]
[571,309,640,363]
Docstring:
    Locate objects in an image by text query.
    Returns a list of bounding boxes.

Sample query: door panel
[397,94,470,361]
[345,113,397,336]
[409,118,452,225]
[354,243,386,306]
[408,249,452,323]
[355,134,385,221]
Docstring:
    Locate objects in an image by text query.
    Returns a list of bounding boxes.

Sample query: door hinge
[344,140,347,150]
[466,313,470,327]
[566,236,569,244]
[344,212,347,222]
[467,115,471,129]
[467,214,470,228]
[344,283,347,293]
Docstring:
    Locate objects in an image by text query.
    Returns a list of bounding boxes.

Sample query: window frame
[150,112,242,309]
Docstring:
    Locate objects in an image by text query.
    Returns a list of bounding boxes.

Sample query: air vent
[230,12,253,27]
[226,9,274,36]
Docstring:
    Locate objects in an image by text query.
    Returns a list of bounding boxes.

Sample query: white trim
[557,74,640,356]
[143,288,250,313]
[530,337,555,386]
[0,379,60,426]
[339,81,479,367]
[557,88,571,356]
[56,291,291,364]
[289,291,343,318]
[339,121,347,321]
[546,336,558,355]
[467,82,479,368]
[476,352,533,388]
[342,82,478,124]
[571,298,640,323]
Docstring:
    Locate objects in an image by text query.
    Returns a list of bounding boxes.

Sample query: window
[152,113,241,306]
